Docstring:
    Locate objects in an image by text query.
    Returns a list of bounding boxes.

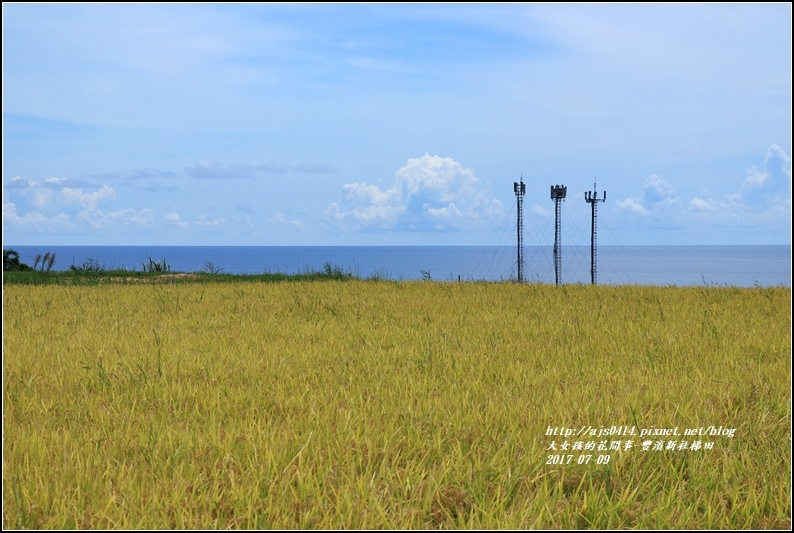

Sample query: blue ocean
[5,245,791,287]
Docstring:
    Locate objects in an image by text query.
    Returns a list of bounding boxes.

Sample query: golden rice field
[3,280,791,529]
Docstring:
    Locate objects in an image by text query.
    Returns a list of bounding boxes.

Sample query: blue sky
[2,3,791,246]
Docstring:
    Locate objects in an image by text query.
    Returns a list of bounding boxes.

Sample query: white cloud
[615,198,650,216]
[330,182,404,227]
[690,145,792,219]
[165,212,189,228]
[327,154,504,231]
[3,196,165,235]
[614,146,792,238]
[689,197,716,212]
[743,166,768,190]
[4,176,116,214]
[616,175,678,216]
[106,208,156,227]
[741,144,792,194]
[128,208,156,226]
[31,187,55,209]
[62,185,115,210]
[343,182,402,208]
[642,175,679,206]
[3,201,72,229]
[425,202,463,221]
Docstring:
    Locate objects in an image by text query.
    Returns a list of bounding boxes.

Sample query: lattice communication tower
[514,177,526,283]
[584,180,606,284]
[550,185,567,285]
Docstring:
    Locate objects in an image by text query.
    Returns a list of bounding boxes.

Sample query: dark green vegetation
[3,252,355,285]
[2,267,354,285]
[3,249,33,272]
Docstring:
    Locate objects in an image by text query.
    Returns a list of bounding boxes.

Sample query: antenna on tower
[514,176,526,283]
[550,184,567,286]
[584,179,606,285]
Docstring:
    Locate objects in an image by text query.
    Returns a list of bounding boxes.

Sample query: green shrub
[142,257,170,273]
[70,258,105,273]
[3,249,33,272]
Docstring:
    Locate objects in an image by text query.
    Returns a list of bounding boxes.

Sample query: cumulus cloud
[62,184,115,210]
[615,146,791,238]
[6,176,28,189]
[31,187,55,209]
[741,144,791,195]
[689,197,717,212]
[616,175,680,216]
[642,175,679,207]
[4,174,198,236]
[3,201,72,229]
[4,176,116,214]
[106,208,156,227]
[689,145,791,219]
[165,212,189,228]
[616,197,650,216]
[330,182,404,227]
[3,191,159,233]
[326,154,504,231]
